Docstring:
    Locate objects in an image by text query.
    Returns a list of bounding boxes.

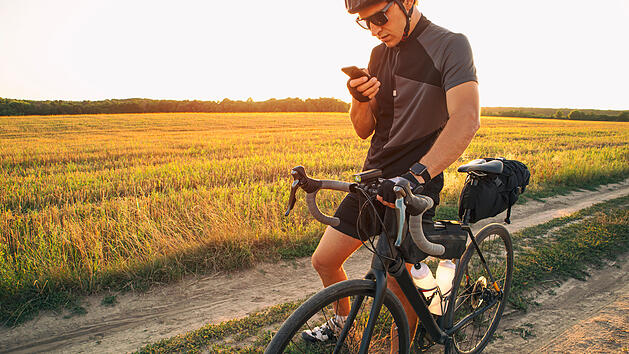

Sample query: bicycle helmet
[345,0,414,40]
[345,0,385,14]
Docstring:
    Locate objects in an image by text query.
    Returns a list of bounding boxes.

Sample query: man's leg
[311,225,363,315]
[388,263,419,353]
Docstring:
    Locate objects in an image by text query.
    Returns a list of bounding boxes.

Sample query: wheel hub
[470,276,487,308]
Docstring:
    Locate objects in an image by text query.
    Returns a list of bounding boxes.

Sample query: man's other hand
[349,76,381,100]
[376,174,421,208]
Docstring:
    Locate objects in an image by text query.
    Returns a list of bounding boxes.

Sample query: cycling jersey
[364,15,477,180]
[332,15,477,241]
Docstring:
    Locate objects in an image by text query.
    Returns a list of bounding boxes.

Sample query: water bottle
[410,262,438,308]
[430,260,457,316]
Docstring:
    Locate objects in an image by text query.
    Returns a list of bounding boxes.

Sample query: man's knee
[311,251,333,273]
[311,226,361,274]
[311,247,341,274]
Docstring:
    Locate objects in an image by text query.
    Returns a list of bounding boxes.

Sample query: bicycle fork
[333,268,387,354]
[338,263,451,353]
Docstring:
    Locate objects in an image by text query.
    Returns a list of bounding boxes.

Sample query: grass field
[138,195,629,353]
[1,112,628,325]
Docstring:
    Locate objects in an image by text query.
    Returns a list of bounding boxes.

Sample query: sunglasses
[356,1,394,30]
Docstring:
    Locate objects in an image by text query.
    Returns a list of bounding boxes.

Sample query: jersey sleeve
[441,33,477,92]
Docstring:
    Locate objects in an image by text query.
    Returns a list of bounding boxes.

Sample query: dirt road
[1,178,628,353]
[487,252,629,353]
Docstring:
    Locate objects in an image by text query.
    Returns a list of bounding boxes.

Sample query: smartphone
[341,66,371,80]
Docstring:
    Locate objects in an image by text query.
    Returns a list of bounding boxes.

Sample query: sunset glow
[1,0,628,109]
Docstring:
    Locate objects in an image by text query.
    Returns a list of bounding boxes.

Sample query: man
[303,0,480,347]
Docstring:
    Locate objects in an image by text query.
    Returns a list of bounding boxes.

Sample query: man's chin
[383,39,399,47]
[380,35,400,47]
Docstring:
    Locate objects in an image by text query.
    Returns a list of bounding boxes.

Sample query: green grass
[1,113,628,326]
[137,300,304,353]
[135,194,629,353]
[508,195,629,309]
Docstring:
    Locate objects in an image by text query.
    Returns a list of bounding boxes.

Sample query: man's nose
[370,24,381,37]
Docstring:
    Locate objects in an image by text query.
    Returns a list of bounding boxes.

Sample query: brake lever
[285,166,307,216]
[285,179,299,216]
[393,186,406,247]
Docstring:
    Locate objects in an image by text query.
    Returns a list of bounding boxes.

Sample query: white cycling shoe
[301,315,347,343]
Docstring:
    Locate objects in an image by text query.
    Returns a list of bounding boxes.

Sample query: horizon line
[1,96,627,112]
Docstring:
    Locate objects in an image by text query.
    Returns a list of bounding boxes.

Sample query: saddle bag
[458,158,530,224]
[401,220,468,262]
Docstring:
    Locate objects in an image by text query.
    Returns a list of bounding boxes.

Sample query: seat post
[462,209,472,225]
[460,175,478,225]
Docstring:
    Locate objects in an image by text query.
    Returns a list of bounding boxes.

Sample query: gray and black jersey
[365,14,477,204]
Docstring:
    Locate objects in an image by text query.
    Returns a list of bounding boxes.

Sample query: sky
[1,0,628,109]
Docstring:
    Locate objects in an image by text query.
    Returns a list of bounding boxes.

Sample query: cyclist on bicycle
[304,0,480,346]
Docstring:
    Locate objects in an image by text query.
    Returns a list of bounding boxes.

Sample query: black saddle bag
[458,158,530,224]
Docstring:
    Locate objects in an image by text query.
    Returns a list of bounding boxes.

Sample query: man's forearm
[418,112,480,180]
[412,81,480,181]
[349,99,376,139]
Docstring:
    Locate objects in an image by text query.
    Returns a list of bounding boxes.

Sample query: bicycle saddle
[457,159,504,174]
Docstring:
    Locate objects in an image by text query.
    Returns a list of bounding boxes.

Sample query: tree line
[2,98,626,122]
[481,108,628,122]
[0,97,350,116]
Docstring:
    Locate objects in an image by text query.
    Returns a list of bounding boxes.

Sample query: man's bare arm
[413,81,480,182]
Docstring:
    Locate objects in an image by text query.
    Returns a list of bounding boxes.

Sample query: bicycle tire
[265,279,410,353]
[444,223,513,354]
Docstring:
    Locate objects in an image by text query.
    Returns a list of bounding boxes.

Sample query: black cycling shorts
[331,176,442,240]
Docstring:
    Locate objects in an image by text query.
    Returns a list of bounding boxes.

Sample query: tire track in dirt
[1,178,628,353]
[536,280,629,353]
[487,253,629,354]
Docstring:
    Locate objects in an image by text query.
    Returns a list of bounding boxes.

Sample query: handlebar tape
[319,180,352,192]
[407,195,446,256]
[305,180,352,227]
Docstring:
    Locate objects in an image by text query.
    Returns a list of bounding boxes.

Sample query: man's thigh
[312,226,363,270]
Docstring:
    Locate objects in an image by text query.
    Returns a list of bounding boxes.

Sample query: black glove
[347,78,371,102]
[377,172,423,204]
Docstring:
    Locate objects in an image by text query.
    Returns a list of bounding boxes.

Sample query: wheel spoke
[266,280,409,353]
[447,225,513,353]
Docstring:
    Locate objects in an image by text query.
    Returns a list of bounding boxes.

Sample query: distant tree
[0,97,350,115]
[553,110,563,118]
[568,110,585,120]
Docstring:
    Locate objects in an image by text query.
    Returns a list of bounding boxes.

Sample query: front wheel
[265,279,410,353]
[444,224,514,354]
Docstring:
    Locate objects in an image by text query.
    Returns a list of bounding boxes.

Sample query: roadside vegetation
[136,195,629,353]
[1,113,628,326]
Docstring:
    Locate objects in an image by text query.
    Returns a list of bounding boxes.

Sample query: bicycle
[266,159,514,354]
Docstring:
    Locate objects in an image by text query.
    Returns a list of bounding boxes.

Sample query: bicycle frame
[341,217,502,354]
[282,165,507,353]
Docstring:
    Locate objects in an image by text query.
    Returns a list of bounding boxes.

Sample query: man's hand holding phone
[342,66,380,102]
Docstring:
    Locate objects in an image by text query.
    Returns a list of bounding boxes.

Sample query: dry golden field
[1,112,628,324]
